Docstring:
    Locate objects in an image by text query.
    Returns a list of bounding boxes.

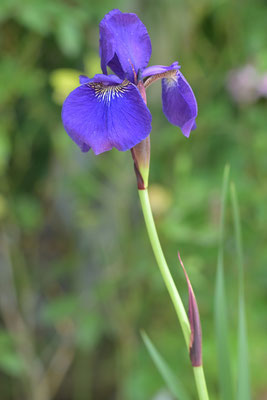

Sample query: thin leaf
[141,331,191,400]
[214,165,234,400]
[230,183,251,400]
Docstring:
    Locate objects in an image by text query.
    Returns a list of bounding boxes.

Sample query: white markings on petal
[163,72,179,89]
[89,80,131,105]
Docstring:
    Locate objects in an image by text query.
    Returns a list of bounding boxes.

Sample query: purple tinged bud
[178,252,202,367]
[131,136,150,190]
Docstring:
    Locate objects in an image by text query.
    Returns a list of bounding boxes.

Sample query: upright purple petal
[162,71,198,137]
[62,76,152,155]
[99,9,152,83]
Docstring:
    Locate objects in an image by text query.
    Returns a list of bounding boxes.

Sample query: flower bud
[178,252,202,367]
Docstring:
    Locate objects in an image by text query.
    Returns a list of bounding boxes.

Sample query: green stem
[138,188,209,400]
[138,189,190,345]
[193,367,209,400]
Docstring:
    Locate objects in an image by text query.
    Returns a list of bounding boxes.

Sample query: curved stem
[138,189,190,344]
[138,188,209,400]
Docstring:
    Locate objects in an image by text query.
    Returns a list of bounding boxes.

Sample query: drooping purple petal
[178,252,202,367]
[142,62,180,78]
[162,71,198,137]
[99,9,152,83]
[62,76,152,155]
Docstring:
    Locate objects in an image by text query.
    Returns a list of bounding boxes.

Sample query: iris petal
[79,75,91,84]
[62,77,152,155]
[99,9,152,83]
[79,74,122,85]
[142,62,180,78]
[162,71,198,137]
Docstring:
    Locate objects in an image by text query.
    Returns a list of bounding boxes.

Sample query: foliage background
[0,0,267,399]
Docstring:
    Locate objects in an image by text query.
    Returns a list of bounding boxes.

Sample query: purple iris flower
[62,9,198,155]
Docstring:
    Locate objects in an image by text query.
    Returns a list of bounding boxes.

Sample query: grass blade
[214,165,234,400]
[230,183,251,400]
[141,331,191,400]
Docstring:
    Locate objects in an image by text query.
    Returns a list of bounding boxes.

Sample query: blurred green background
[0,0,267,399]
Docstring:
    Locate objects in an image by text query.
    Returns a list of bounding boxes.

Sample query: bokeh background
[0,0,267,399]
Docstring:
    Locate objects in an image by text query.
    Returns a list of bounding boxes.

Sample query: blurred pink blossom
[226,64,267,104]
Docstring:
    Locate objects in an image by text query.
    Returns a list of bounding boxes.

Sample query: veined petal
[142,62,180,78]
[162,71,198,137]
[99,9,152,83]
[62,77,152,155]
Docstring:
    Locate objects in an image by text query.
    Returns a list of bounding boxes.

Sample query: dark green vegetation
[0,0,267,399]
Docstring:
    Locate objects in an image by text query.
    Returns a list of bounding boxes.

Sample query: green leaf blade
[141,331,191,400]
[214,165,234,400]
[230,183,251,400]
